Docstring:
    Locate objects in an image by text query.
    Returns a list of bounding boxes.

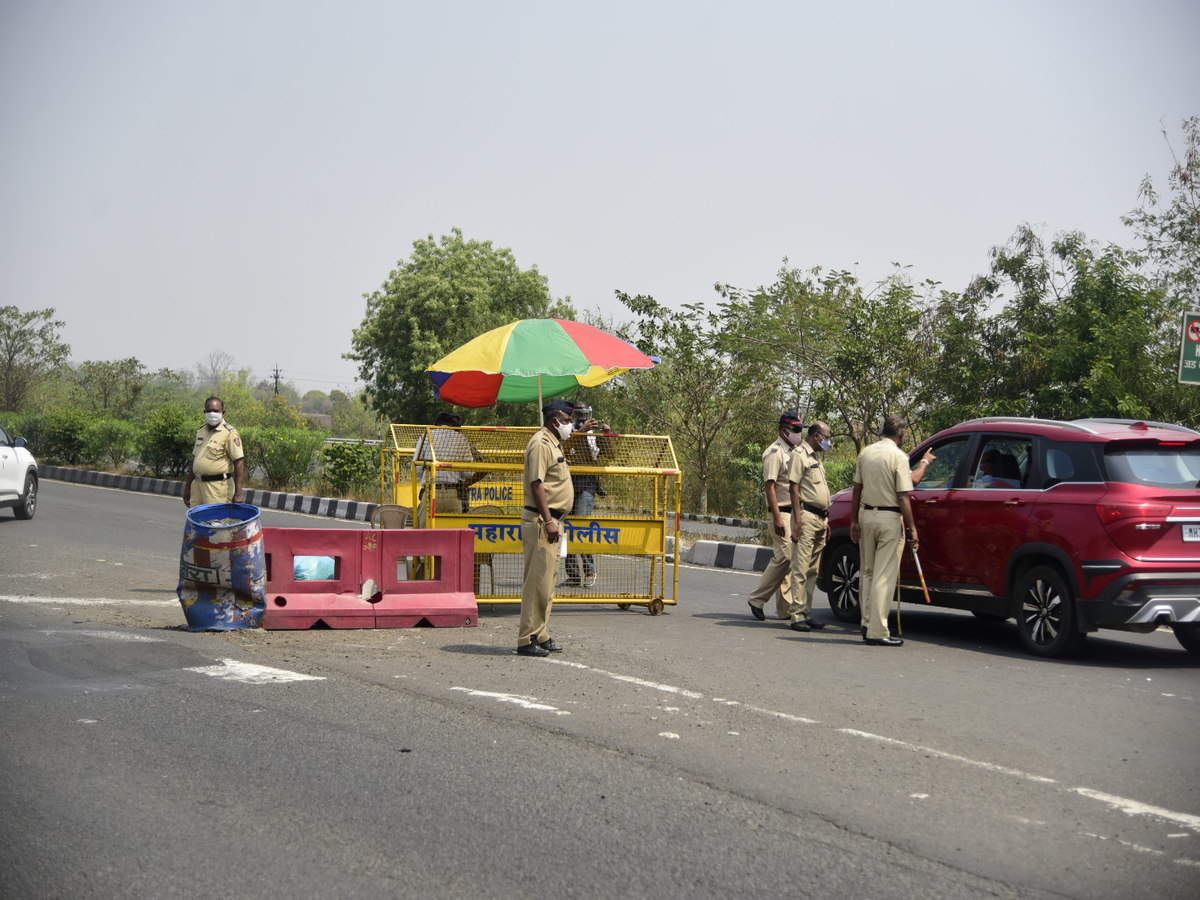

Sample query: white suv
[0,423,38,519]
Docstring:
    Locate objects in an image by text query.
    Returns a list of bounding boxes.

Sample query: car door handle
[1004,498,1025,506]
[917,497,938,505]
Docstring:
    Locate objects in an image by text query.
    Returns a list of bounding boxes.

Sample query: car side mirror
[13,436,28,448]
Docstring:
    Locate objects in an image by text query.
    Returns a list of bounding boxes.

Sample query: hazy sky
[2,0,1197,394]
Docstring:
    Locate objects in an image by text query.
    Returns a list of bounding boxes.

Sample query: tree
[330,389,383,438]
[1123,116,1200,307]
[608,291,763,514]
[195,351,236,388]
[0,306,70,411]
[347,229,574,424]
[301,390,332,415]
[76,357,148,415]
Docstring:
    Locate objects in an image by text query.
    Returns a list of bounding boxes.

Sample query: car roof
[926,417,1200,444]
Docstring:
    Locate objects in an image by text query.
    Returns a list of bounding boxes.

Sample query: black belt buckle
[777,505,792,514]
[864,504,900,513]
[199,472,230,483]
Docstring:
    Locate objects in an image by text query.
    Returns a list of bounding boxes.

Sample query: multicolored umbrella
[427,318,657,408]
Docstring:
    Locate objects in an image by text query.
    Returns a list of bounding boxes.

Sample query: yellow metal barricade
[383,424,682,614]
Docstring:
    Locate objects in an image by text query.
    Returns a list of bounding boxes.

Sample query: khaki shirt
[524,426,574,513]
[853,437,913,507]
[761,437,794,506]
[192,421,244,477]
[788,440,830,510]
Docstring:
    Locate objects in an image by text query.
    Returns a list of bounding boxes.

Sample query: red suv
[819,417,1200,658]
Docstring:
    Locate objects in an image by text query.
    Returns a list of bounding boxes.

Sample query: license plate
[1184,524,1200,542]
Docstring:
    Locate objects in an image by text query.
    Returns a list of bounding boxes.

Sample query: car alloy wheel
[1014,564,1085,658]
[15,474,36,520]
[827,543,861,623]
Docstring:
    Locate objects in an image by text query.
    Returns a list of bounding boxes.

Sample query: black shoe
[517,642,550,657]
[789,620,811,632]
[538,638,563,653]
[748,602,766,621]
[863,636,904,646]
[804,619,827,630]
[861,626,867,638]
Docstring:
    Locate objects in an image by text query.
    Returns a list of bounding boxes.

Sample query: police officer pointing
[517,399,576,657]
[850,415,916,646]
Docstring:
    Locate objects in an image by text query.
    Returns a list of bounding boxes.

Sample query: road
[2,481,1198,899]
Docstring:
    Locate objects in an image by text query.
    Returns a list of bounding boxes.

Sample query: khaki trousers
[190,476,234,507]
[518,511,559,647]
[788,510,828,622]
[859,509,903,639]
[747,515,794,619]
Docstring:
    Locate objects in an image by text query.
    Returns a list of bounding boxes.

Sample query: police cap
[779,411,803,429]
[542,398,575,418]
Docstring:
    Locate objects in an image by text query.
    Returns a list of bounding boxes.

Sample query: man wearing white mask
[517,399,576,657]
[786,421,833,631]
[183,396,245,508]
[746,411,805,621]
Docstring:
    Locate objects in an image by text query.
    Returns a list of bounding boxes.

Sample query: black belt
[863,504,900,513]
[199,472,232,483]
[777,505,792,514]
[524,506,565,519]
[802,502,829,519]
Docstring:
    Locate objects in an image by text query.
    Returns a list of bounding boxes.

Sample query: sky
[2,0,1198,395]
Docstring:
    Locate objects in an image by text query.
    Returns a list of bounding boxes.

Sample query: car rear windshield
[1103,442,1200,489]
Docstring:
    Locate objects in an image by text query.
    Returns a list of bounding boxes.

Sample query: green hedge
[137,404,195,477]
[241,426,327,491]
[322,441,379,495]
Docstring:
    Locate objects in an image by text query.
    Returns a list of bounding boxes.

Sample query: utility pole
[271,365,282,396]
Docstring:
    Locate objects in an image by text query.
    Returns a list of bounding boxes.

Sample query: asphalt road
[2,481,1198,899]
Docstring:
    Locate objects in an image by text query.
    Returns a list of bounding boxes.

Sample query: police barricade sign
[381,423,682,614]
[1179,311,1200,386]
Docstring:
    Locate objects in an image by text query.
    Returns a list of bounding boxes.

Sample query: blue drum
[177,502,266,630]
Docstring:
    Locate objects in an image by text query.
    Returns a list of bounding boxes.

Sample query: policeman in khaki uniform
[850,415,918,646]
[183,396,245,508]
[517,399,576,658]
[746,412,805,621]
[786,422,833,632]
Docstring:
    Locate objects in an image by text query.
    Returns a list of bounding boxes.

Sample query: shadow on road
[440,644,516,656]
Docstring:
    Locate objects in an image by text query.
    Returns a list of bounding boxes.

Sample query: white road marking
[41,629,163,642]
[743,704,819,725]
[1,595,176,607]
[547,658,703,698]
[184,659,325,684]
[1168,833,1189,838]
[1175,858,1200,867]
[77,719,98,724]
[1081,832,1165,855]
[658,732,680,739]
[1071,788,1200,833]
[450,687,570,715]
[910,793,930,800]
[838,728,1059,784]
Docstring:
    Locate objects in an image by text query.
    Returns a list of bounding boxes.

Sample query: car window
[1104,443,1200,489]
[0,426,8,445]
[912,437,969,490]
[1041,441,1101,488]
[970,437,1032,488]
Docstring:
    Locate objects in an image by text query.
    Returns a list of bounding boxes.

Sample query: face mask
[784,430,802,446]
[818,438,832,452]
[205,411,223,427]
[555,420,575,441]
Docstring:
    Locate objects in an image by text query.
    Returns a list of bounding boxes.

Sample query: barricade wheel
[648,599,664,616]
[617,603,631,610]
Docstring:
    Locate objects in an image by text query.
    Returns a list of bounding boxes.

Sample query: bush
[37,408,93,465]
[241,426,327,491]
[322,441,380,495]
[137,404,196,477]
[84,419,140,470]
[0,411,30,443]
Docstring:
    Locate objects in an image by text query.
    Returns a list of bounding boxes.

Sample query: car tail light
[1095,503,1171,525]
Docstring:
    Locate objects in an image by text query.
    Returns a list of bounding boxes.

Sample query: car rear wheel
[1171,624,1200,656]
[1014,565,1085,658]
[826,543,861,623]
[14,473,36,520]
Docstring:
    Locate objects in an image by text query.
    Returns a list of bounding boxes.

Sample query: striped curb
[680,512,766,529]
[38,465,379,523]
[685,539,772,572]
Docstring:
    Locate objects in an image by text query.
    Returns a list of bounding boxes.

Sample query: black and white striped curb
[686,539,772,572]
[38,466,379,523]
[680,512,766,529]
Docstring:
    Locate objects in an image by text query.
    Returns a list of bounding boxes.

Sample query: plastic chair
[370,504,411,529]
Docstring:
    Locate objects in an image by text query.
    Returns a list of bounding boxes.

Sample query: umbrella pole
[537,375,543,425]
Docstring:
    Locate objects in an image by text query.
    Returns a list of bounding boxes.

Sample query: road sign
[1180,312,1200,385]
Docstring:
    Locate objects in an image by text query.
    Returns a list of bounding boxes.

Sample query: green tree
[76,357,148,415]
[301,390,331,415]
[330,389,383,438]
[0,306,70,411]
[347,229,574,424]
[608,291,763,514]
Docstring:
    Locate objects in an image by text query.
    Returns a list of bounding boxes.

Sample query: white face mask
[555,420,575,441]
[818,438,832,452]
[205,411,223,427]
